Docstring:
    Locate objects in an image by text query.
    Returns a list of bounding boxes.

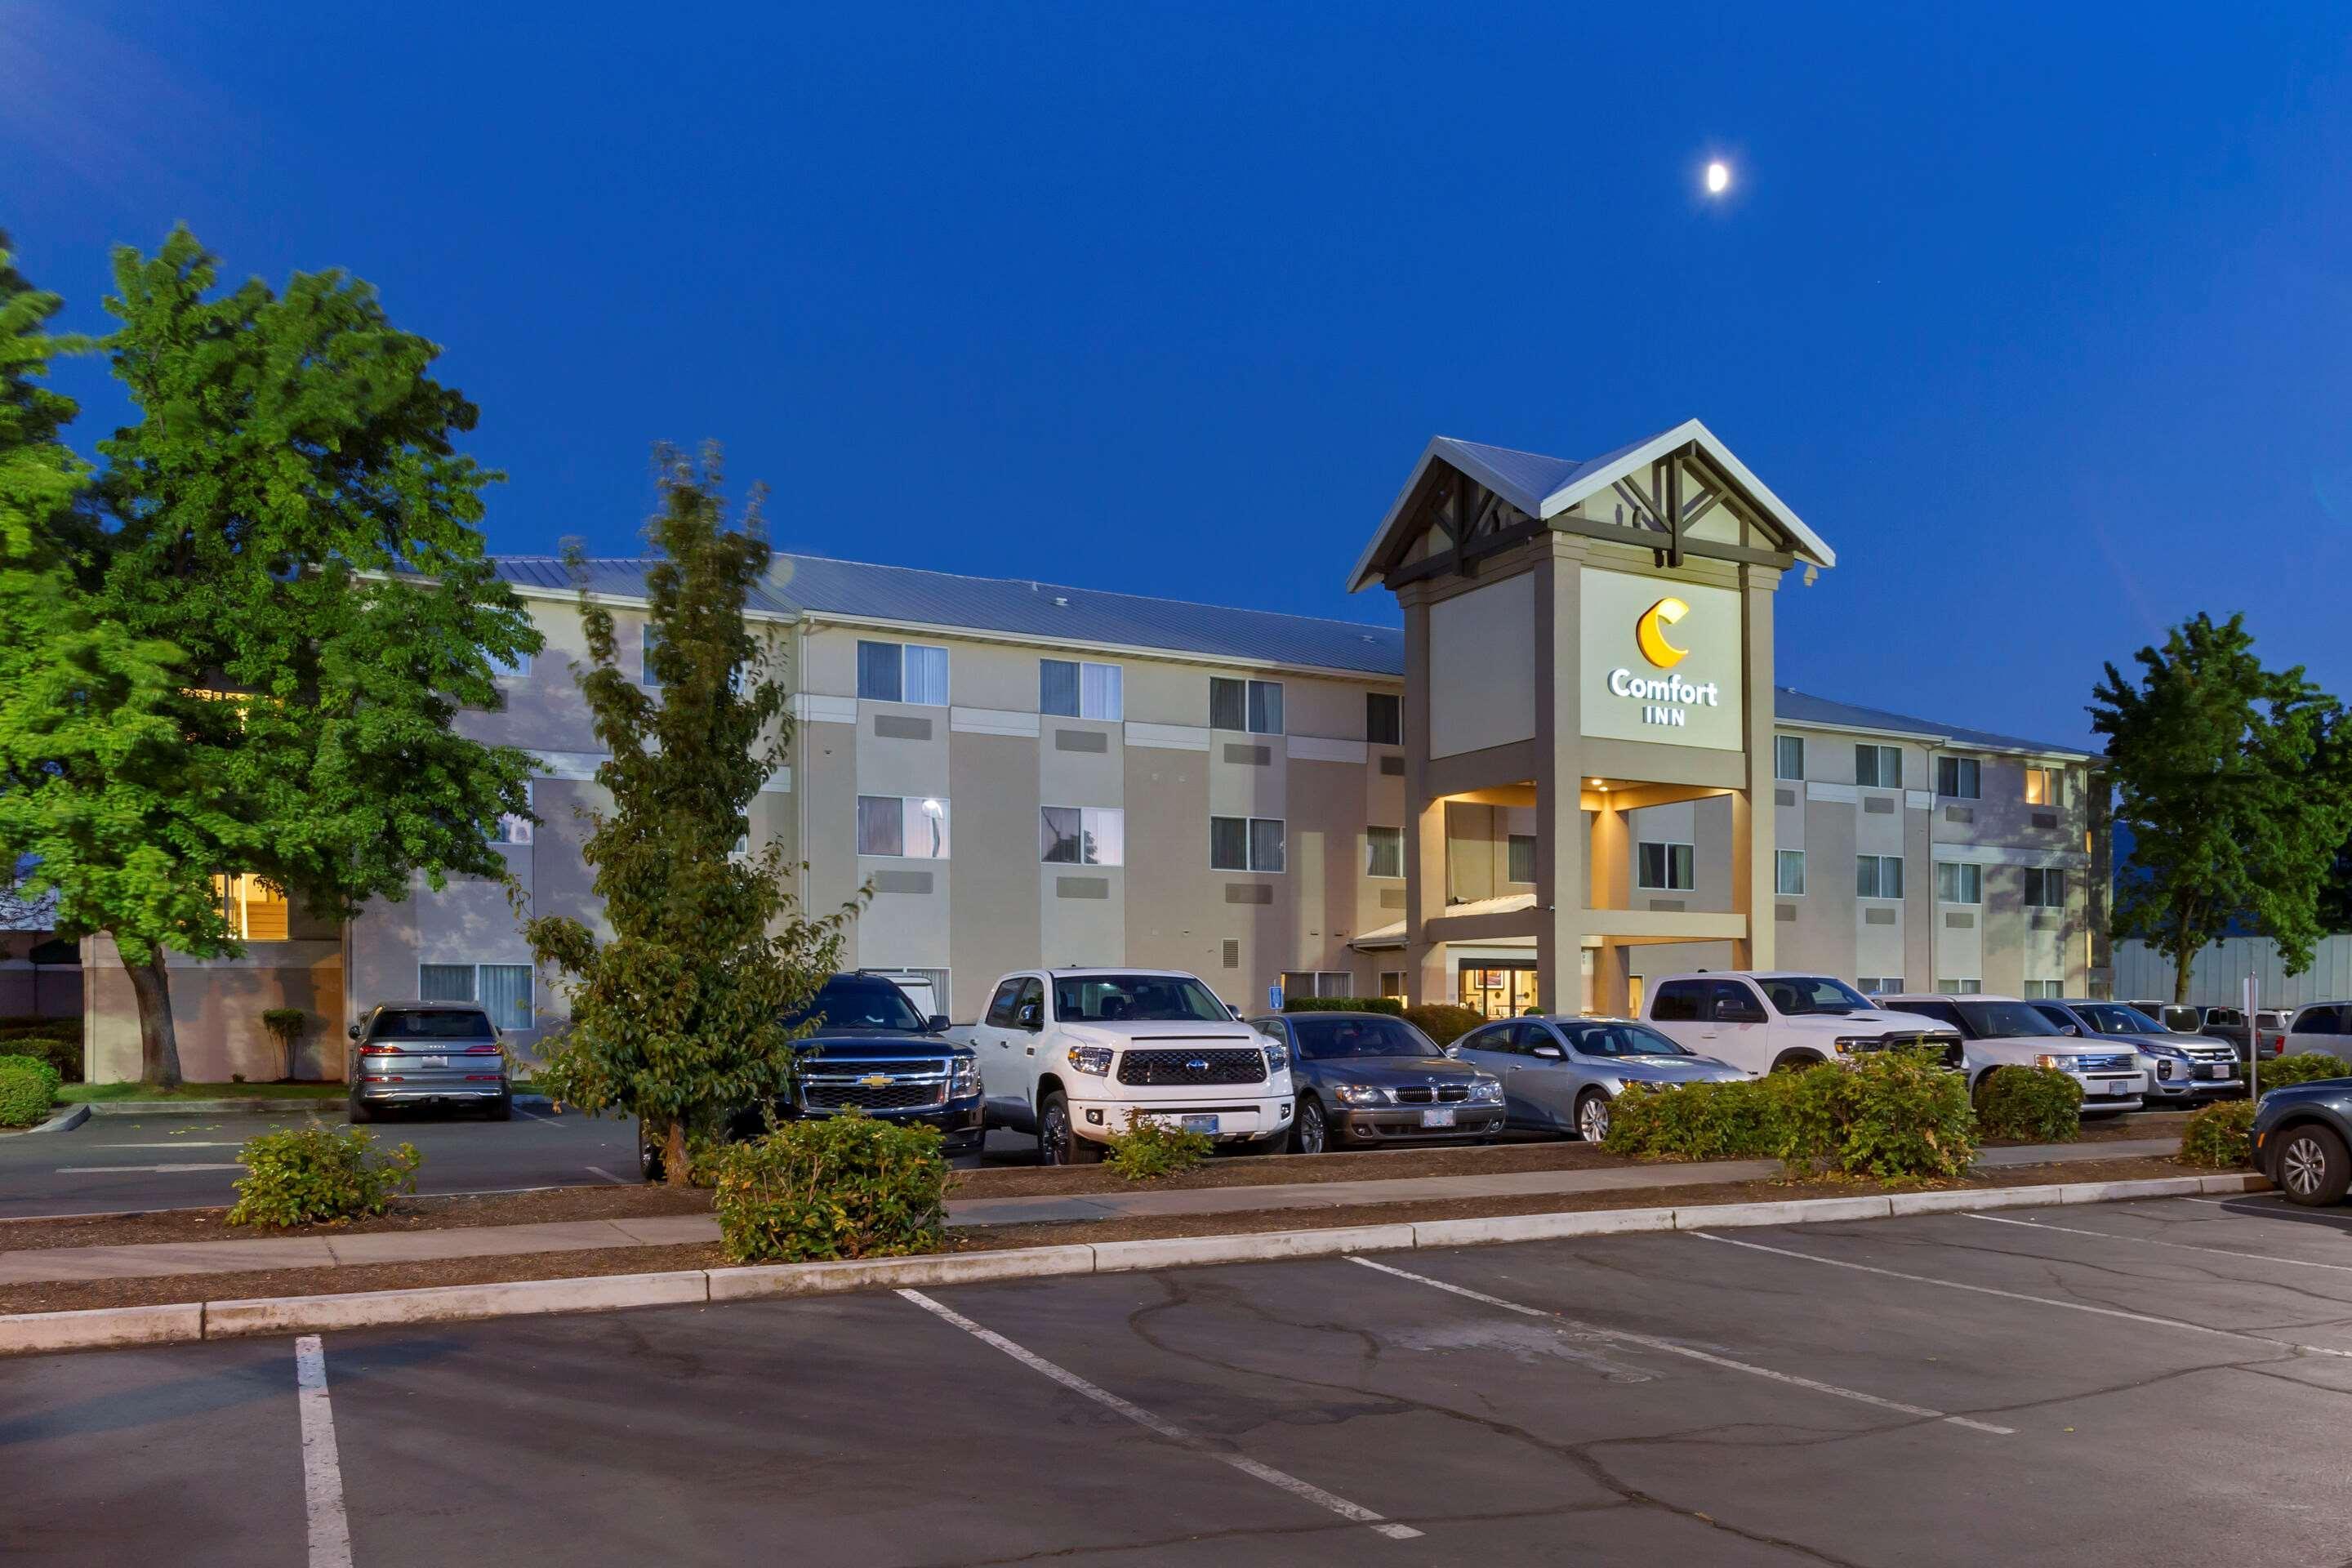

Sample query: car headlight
[1263,1048,1288,1080]
[2035,1054,2083,1071]
[951,1056,978,1094]
[1334,1084,1393,1106]
[1468,1078,1504,1104]
[1067,1045,1112,1076]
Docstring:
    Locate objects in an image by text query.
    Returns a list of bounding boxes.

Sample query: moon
[1705,161,1731,195]
[1636,597,1690,669]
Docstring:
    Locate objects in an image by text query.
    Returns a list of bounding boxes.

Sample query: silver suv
[347,1001,513,1121]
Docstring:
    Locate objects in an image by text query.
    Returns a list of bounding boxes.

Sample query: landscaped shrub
[2258,1054,2352,1092]
[1606,1049,1976,1180]
[227,1125,421,1227]
[1282,996,1405,1016]
[1402,1004,1486,1046]
[261,1008,310,1079]
[709,1111,949,1263]
[0,1057,60,1126]
[1827,1048,1978,1179]
[1606,1076,1785,1162]
[1973,1067,2083,1142]
[2180,1098,2258,1169]
[1101,1112,1214,1181]
[0,1018,82,1083]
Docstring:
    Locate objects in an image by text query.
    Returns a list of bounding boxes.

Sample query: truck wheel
[1293,1097,1329,1154]
[639,1134,666,1183]
[1970,1069,2002,1114]
[347,1097,372,1125]
[1575,1089,1611,1143]
[1039,1093,1102,1165]
[1770,1053,1824,1074]
[2275,1123,2352,1206]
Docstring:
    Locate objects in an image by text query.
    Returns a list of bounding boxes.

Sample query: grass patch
[60,1080,349,1104]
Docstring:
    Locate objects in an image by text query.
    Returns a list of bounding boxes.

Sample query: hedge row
[2176,1056,2352,1170]
[1281,996,1405,1016]
[1401,1004,1486,1045]
[2256,1054,2352,1090]
[0,1018,81,1083]
[710,1111,949,1263]
[1974,1067,2082,1141]
[1605,1048,1978,1180]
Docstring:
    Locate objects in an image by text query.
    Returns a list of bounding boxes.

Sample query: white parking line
[584,1165,629,1185]
[1348,1256,2013,1435]
[53,1162,242,1174]
[294,1335,354,1568]
[1968,1211,2352,1275]
[898,1288,1424,1541]
[79,1141,241,1149]
[1695,1232,2352,1358]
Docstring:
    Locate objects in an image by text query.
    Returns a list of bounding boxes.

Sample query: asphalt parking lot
[12,1190,2352,1566]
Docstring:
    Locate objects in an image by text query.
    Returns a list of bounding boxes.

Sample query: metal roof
[489,557,2085,754]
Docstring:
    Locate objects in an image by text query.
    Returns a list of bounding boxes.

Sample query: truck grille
[799,1057,951,1112]
[1117,1048,1267,1087]
[1848,1031,1966,1070]
[1393,1084,1471,1104]
[2074,1053,2137,1074]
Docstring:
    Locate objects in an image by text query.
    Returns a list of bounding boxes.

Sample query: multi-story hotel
[82,421,2103,1082]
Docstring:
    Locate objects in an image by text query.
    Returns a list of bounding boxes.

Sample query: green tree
[525,447,858,1186]
[2091,612,2352,1001]
[0,227,539,1085]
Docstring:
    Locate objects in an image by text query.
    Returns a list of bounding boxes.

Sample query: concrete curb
[78,1094,555,1120]
[10,1105,88,1136]
[0,1170,2278,1356]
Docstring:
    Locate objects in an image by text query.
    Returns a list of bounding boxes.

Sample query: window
[1856,854,1904,899]
[488,647,532,679]
[417,963,533,1031]
[1649,979,1708,1022]
[1935,862,1982,904]
[857,640,949,706]
[1636,841,1695,891]
[1209,676,1284,735]
[1040,659,1123,720]
[1365,826,1404,879]
[1054,973,1227,1022]
[1775,849,1806,896]
[1775,735,1805,781]
[1366,692,1403,746]
[1211,816,1285,872]
[1508,834,1538,884]
[640,625,663,687]
[1936,755,1981,799]
[215,873,289,942]
[858,795,951,858]
[1040,806,1124,866]
[2025,767,2060,806]
[2022,980,2065,1000]
[983,979,1024,1028]
[1936,978,1984,996]
[488,781,533,845]
[1855,744,1902,789]
[1281,971,1353,1001]
[2023,867,2065,908]
[1379,970,1408,1002]
[1855,977,1904,995]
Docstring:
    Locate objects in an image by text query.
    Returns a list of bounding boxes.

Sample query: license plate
[421,1056,448,1070]
[2104,1080,2135,1095]
[2198,1064,2225,1080]
[1180,1114,1218,1135]
[1421,1107,1456,1128]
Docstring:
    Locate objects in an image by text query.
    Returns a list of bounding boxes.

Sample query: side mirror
[346,1022,363,1041]
[2060,1023,2080,1036]
[925,1014,951,1034]
[1443,1045,1461,1059]
[1015,1004,1042,1031]
[1531,1043,1566,1061]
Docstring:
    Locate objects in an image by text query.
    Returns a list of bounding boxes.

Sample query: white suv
[1642,973,1964,1077]
[1879,993,2148,1115]
[951,969,1293,1165]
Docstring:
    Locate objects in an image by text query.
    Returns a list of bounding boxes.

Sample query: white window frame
[1856,854,1904,900]
[2022,980,2064,1000]
[416,961,535,1031]
[1935,862,1983,905]
[858,639,950,706]
[1774,735,1805,782]
[2025,766,2061,807]
[1281,971,1353,1000]
[2023,867,2066,908]
[1936,755,1982,800]
[1365,826,1404,880]
[1855,743,1902,789]
[1855,976,1904,996]
[1040,658,1123,721]
[1636,840,1696,892]
[1210,815,1285,873]
[1209,676,1285,736]
[1040,805,1125,866]
[1775,849,1806,897]
[488,780,534,845]
[858,795,952,859]
[1936,978,1984,996]
[216,872,291,942]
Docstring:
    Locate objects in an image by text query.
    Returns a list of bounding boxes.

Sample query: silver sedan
[1449,1014,1744,1141]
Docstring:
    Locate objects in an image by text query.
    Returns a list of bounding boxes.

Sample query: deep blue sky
[7,3,2351,751]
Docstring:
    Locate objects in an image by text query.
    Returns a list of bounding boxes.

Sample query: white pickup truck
[950,968,1294,1164]
[1641,972,1966,1076]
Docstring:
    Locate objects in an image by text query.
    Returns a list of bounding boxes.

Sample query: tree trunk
[663,1117,692,1188]
[121,944,185,1089]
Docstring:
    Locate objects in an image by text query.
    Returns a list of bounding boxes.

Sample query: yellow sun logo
[1635,597,1690,669]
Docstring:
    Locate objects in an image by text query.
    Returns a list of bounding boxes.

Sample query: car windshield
[1757,976,1873,1016]
[1291,1016,1442,1060]
[1561,1021,1690,1058]
[1053,974,1229,1023]
[2078,1004,2162,1035]
[372,1009,494,1040]
[1955,1000,2064,1039]
[786,978,925,1033]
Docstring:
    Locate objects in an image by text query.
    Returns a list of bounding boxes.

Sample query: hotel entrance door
[1458,962,1539,1020]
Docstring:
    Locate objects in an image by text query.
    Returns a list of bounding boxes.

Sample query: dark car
[347,1001,511,1121]
[2252,1076,2352,1205]
[1249,1011,1504,1153]
[639,973,982,1178]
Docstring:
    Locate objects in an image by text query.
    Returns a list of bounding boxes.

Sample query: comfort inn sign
[1579,567,1744,751]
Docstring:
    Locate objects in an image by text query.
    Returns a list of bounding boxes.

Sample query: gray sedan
[1450,1014,1743,1141]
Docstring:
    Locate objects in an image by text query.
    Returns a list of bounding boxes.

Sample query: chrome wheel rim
[1579,1096,1610,1142]
[1041,1106,1070,1165]
[2284,1136,2328,1197]
[1299,1103,1325,1153]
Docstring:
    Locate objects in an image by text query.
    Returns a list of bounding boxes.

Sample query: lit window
[1040,806,1125,866]
[2025,767,2060,806]
[1365,826,1404,879]
[1211,816,1285,872]
[216,874,289,942]
[1040,659,1122,721]
[858,795,951,858]
[1637,841,1695,892]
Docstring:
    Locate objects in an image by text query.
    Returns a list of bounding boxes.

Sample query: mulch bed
[0,1153,2228,1318]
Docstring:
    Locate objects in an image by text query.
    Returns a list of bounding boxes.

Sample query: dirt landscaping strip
[0,1154,2227,1318]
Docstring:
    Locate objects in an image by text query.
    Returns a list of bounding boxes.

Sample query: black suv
[639,973,982,1178]
[2252,1077,2352,1205]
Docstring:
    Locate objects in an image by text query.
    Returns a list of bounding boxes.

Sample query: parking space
[0,1107,644,1218]
[11,1196,2352,1565]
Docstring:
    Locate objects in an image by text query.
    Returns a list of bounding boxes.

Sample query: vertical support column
[1399,590,1448,1005]
[1730,562,1782,969]
[1591,941,1631,1017]
[1533,537,1589,1013]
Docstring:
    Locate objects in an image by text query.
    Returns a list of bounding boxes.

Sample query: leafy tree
[526,447,858,1186]
[2091,612,2352,1001]
[0,227,538,1085]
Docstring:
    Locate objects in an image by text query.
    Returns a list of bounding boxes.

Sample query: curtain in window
[857,640,902,702]
[479,964,532,1030]
[905,797,950,858]
[1508,835,1537,884]
[419,964,475,1002]
[858,795,904,856]
[1209,679,1246,730]
[1210,817,1248,871]
[1081,662,1121,721]
[1040,806,1082,863]
[1366,826,1404,879]
[1040,660,1080,718]
[1248,817,1285,873]
[1084,808,1124,867]
[903,646,949,706]
[1366,693,1401,746]
[1247,680,1284,736]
